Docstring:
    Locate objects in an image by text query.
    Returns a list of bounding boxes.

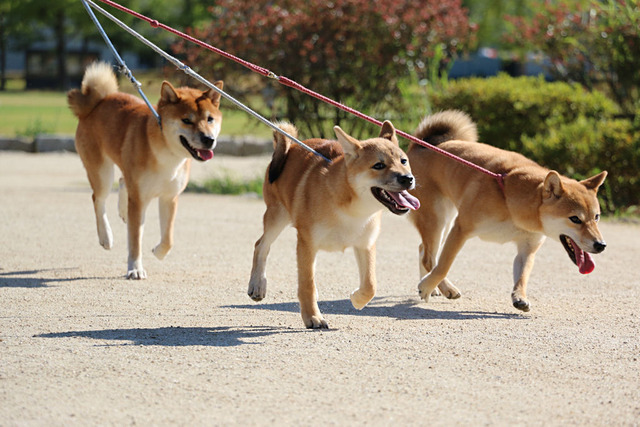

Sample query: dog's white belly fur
[311,213,379,252]
[473,218,530,244]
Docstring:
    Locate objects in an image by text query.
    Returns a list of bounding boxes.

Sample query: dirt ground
[1,151,638,426]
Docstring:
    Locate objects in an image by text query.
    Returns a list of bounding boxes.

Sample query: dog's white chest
[139,160,189,198]
[312,214,379,251]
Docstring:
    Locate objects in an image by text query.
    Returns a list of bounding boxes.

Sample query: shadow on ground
[0,268,98,288]
[225,296,524,321]
[36,325,303,347]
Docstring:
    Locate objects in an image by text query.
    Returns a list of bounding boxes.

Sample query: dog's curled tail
[413,110,478,146]
[268,122,298,183]
[67,62,118,118]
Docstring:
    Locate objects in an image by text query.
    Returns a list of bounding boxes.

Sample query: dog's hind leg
[248,205,289,301]
[350,245,376,310]
[511,234,545,312]
[84,158,115,250]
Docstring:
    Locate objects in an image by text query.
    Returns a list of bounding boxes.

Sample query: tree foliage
[0,0,212,90]
[504,0,640,116]
[175,0,475,138]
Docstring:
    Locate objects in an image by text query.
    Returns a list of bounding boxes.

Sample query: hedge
[429,74,638,213]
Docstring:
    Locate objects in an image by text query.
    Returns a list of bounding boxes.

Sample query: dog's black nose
[397,174,414,189]
[200,134,216,149]
[593,240,606,253]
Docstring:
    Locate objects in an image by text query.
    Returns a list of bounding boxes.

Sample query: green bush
[430,74,618,151]
[429,74,638,213]
[522,117,640,214]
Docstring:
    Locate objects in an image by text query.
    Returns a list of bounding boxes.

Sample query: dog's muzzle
[397,174,415,190]
[180,135,214,162]
[200,133,216,150]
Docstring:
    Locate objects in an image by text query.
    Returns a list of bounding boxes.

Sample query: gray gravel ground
[1,152,638,426]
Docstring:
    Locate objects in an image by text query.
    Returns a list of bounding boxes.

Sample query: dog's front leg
[152,195,178,260]
[118,177,128,223]
[418,221,468,303]
[511,235,545,312]
[126,194,149,280]
[350,245,376,310]
[297,237,328,329]
[419,244,461,299]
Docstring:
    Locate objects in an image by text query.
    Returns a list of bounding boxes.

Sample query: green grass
[0,91,78,137]
[0,87,272,138]
[186,176,264,196]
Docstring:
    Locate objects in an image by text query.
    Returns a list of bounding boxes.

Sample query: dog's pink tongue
[389,190,420,210]
[198,149,214,161]
[575,243,595,274]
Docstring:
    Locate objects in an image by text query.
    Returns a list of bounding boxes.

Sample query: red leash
[94,0,506,192]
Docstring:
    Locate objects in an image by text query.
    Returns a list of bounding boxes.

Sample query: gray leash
[81,0,331,163]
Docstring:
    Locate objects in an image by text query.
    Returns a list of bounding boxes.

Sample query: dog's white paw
[98,226,113,250]
[126,268,147,280]
[152,243,171,260]
[431,287,442,297]
[439,279,462,299]
[350,289,373,310]
[247,277,267,301]
[304,314,328,329]
[512,298,531,312]
[418,283,431,303]
[127,259,146,280]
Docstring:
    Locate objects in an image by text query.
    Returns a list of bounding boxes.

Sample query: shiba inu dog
[68,62,223,279]
[248,122,420,328]
[407,110,607,311]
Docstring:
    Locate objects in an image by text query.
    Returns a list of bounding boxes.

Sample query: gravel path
[1,152,638,426]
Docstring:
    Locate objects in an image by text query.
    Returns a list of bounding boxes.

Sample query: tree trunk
[0,12,6,91]
[54,8,67,90]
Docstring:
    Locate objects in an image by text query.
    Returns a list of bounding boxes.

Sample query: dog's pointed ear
[379,120,399,146]
[580,171,607,192]
[204,81,223,107]
[334,125,361,157]
[161,81,180,104]
[543,171,564,198]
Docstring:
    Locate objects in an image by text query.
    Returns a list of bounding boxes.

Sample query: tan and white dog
[248,122,420,328]
[68,62,223,279]
[407,110,607,311]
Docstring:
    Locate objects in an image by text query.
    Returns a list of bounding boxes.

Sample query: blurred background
[0,0,638,214]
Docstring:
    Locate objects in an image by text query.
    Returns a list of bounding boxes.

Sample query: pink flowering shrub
[174,0,474,137]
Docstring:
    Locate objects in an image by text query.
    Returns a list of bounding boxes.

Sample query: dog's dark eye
[595,213,600,222]
[207,116,214,124]
[182,118,193,125]
[401,158,408,165]
[569,216,582,224]
[372,162,386,170]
